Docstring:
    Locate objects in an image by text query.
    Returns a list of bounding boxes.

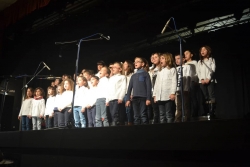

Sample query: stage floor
[0,118,249,167]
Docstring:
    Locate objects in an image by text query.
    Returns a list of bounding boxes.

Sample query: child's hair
[151,53,161,69]
[113,62,123,74]
[83,70,93,76]
[91,76,99,81]
[199,45,212,62]
[142,58,149,72]
[61,78,74,92]
[47,86,56,98]
[122,60,134,76]
[160,52,175,70]
[34,87,45,97]
[24,87,33,100]
[102,66,111,77]
[77,76,89,88]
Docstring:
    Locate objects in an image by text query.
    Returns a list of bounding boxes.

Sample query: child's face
[134,58,144,69]
[151,56,154,63]
[160,56,167,67]
[91,77,98,87]
[57,86,62,94]
[83,72,91,81]
[200,47,208,57]
[175,55,181,65]
[51,82,55,87]
[64,81,71,90]
[184,51,192,61]
[27,89,33,97]
[99,67,107,78]
[153,54,160,65]
[112,63,122,75]
[35,89,42,96]
[123,61,128,71]
[77,77,86,87]
[48,88,52,95]
[55,79,60,85]
[97,64,103,71]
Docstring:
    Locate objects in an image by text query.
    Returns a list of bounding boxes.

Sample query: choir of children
[18,46,217,130]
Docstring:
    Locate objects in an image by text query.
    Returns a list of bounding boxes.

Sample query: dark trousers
[21,115,30,131]
[87,106,96,127]
[45,115,53,129]
[132,97,148,125]
[54,110,59,127]
[158,100,175,123]
[151,97,160,123]
[200,82,215,102]
[58,107,71,128]
[109,100,122,124]
[190,82,200,117]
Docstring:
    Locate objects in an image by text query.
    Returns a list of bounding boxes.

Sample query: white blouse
[45,96,56,116]
[30,98,45,117]
[19,98,33,116]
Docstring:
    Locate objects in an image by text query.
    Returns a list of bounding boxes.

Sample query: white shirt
[88,81,93,89]
[176,65,191,92]
[74,86,89,107]
[45,96,56,116]
[107,74,126,102]
[185,60,198,83]
[149,66,159,93]
[86,87,98,107]
[31,98,45,117]
[97,77,109,101]
[95,71,100,78]
[54,94,63,109]
[19,98,33,116]
[153,67,177,101]
[58,91,73,110]
[197,58,216,83]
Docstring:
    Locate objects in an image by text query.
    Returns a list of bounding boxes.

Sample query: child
[18,87,33,131]
[197,45,216,118]
[153,53,176,123]
[83,70,94,89]
[44,86,56,129]
[184,50,200,117]
[106,62,126,126]
[85,76,99,127]
[175,54,192,122]
[96,66,110,127]
[149,53,161,124]
[31,87,45,130]
[53,84,63,128]
[73,76,89,128]
[95,60,106,78]
[122,60,134,125]
[126,57,152,125]
[58,79,74,129]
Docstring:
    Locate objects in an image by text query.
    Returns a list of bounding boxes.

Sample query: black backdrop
[0,20,249,130]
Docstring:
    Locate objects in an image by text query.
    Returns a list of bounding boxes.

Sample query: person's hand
[204,79,210,84]
[58,108,62,112]
[126,101,130,107]
[40,115,43,118]
[169,94,175,101]
[106,102,109,106]
[201,79,205,85]
[101,118,105,121]
[118,99,122,104]
[49,115,53,118]
[28,115,31,119]
[86,105,91,109]
[146,100,151,106]
[68,109,72,113]
[81,108,85,113]
[18,116,21,120]
[153,96,156,103]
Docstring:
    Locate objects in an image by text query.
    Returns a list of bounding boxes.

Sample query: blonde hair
[61,78,74,92]
[160,52,175,70]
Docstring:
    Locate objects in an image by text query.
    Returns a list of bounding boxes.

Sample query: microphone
[43,62,51,70]
[100,34,110,40]
[161,18,171,34]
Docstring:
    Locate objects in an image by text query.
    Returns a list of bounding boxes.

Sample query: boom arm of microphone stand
[55,37,104,45]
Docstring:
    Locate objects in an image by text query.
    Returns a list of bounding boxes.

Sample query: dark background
[0,0,250,131]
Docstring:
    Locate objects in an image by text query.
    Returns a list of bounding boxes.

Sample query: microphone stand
[55,33,107,124]
[163,17,186,122]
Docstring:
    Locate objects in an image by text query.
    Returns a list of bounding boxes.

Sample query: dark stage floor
[0,118,249,167]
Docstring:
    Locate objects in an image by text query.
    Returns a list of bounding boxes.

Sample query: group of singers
[18,45,216,131]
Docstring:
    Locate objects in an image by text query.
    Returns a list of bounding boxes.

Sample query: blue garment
[21,116,30,131]
[73,106,86,128]
[126,69,152,101]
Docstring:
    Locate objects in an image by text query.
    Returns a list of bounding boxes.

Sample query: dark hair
[47,86,56,98]
[102,66,111,76]
[91,76,99,81]
[83,70,93,76]
[142,58,149,72]
[24,87,33,100]
[199,45,212,63]
[122,60,134,76]
[34,87,45,97]
[97,60,106,66]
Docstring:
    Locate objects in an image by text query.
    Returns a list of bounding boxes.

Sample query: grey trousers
[95,98,109,127]
[32,117,42,130]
